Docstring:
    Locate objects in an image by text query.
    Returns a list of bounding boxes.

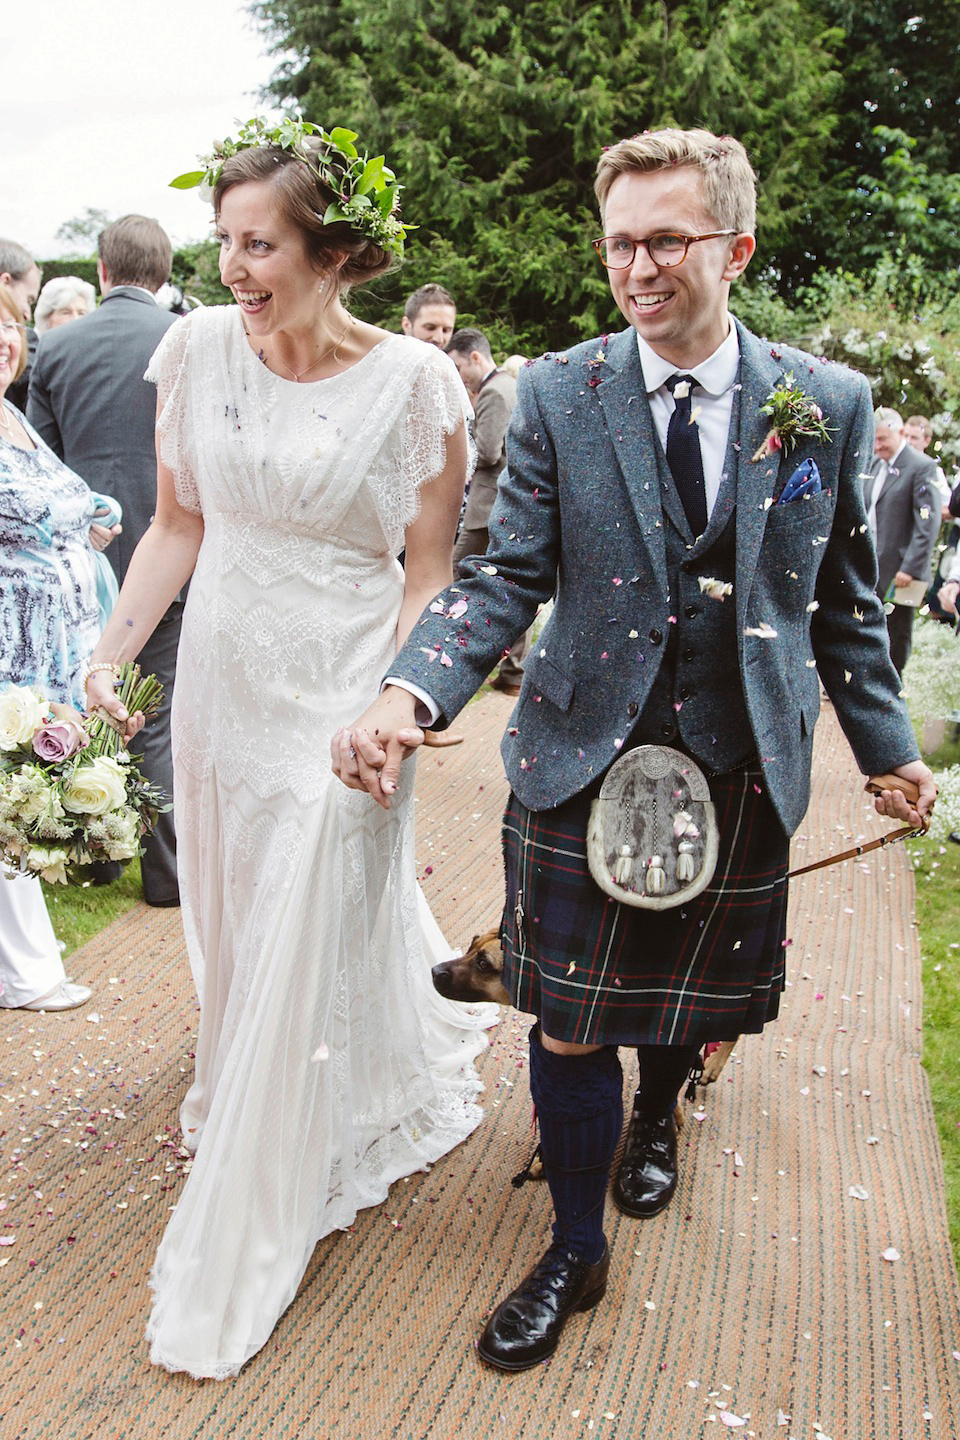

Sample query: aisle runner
[0,696,958,1439]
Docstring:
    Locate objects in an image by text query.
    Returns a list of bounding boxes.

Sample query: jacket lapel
[594,328,670,597]
[733,322,790,635]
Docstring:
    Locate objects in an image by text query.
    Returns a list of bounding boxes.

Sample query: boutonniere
[585,338,609,388]
[751,372,833,462]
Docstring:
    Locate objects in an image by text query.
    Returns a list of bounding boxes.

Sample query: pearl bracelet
[84,661,122,690]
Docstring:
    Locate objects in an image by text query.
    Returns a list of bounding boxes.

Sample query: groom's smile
[602,168,754,369]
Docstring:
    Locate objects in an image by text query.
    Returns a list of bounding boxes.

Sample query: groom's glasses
[592,231,738,270]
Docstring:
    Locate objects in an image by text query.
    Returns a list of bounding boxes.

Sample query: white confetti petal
[848,1185,869,1200]
[882,1246,900,1262]
[720,1413,746,1428]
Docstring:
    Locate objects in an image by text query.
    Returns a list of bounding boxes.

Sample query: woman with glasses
[0,286,119,1012]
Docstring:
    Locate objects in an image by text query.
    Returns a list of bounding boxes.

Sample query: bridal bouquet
[0,667,169,884]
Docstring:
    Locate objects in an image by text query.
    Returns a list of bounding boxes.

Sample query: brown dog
[432,930,737,1117]
[431,928,511,1006]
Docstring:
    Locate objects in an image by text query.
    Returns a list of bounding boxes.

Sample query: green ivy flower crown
[751,372,834,462]
[170,116,412,260]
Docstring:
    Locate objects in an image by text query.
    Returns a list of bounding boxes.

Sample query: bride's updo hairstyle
[214,144,396,289]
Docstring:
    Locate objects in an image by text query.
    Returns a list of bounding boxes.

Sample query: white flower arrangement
[0,672,169,884]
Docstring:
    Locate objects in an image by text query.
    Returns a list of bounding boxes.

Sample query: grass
[42,857,143,958]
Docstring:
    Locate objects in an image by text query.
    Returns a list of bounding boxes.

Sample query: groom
[334,128,934,1370]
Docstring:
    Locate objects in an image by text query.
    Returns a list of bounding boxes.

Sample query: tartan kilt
[501,764,789,1046]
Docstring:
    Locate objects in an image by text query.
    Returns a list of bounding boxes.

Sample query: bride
[86,118,497,1379]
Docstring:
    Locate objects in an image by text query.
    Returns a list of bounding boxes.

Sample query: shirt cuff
[382,677,441,727]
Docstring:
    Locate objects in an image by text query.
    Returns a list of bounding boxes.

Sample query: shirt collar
[636,322,740,397]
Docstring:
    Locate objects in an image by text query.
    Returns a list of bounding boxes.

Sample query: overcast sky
[5,0,283,259]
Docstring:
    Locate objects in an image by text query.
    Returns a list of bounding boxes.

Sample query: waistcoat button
[659,722,675,738]
[648,628,663,645]
[683,603,699,619]
[682,645,696,662]
[678,685,692,701]
[627,701,639,717]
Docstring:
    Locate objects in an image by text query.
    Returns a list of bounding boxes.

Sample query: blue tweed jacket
[393,320,919,837]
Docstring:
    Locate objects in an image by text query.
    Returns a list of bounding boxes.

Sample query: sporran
[586,744,719,909]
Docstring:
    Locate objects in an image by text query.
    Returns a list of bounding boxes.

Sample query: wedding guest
[28,217,180,905]
[447,327,528,695]
[34,276,96,333]
[401,282,456,348]
[0,285,114,1012]
[0,238,41,410]
[86,118,495,1378]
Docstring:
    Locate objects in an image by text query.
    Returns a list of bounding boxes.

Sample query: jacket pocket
[523,650,575,712]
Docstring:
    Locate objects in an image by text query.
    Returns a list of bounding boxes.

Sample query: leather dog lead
[787,773,931,879]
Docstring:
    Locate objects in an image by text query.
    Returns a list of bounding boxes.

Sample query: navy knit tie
[665,373,708,537]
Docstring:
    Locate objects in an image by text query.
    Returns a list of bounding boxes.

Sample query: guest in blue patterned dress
[0,286,119,1011]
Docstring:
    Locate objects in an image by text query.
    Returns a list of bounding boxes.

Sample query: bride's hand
[331,687,424,809]
[84,671,146,745]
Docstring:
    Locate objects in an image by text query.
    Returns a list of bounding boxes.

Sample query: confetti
[743,623,778,639]
[881,1246,900,1262]
[848,1185,869,1200]
[720,1413,746,1428]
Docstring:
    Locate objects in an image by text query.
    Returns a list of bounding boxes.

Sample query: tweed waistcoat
[631,409,755,774]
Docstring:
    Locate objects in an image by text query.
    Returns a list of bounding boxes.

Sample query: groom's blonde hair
[595,129,757,235]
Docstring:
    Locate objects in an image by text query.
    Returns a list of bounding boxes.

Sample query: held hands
[84,671,146,746]
[331,685,425,809]
[868,760,937,830]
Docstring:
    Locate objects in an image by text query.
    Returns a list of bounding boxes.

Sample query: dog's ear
[468,934,480,951]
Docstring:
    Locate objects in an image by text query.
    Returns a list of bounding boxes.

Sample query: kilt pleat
[501,765,789,1046]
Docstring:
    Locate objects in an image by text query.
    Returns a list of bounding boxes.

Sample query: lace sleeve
[144,314,202,516]
[385,349,473,539]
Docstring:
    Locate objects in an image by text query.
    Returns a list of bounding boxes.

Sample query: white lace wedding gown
[143,309,496,1379]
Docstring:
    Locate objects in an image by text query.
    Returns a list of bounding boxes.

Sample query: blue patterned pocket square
[776,458,822,505]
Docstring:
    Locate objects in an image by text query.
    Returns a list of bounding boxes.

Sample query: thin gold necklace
[257,319,353,382]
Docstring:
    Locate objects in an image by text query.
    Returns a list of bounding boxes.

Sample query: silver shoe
[19,981,93,1012]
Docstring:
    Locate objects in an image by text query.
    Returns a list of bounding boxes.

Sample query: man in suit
[863,407,940,674]
[28,216,180,906]
[447,327,528,694]
[334,129,934,1370]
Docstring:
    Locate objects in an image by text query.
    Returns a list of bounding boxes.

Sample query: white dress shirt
[636,323,740,521]
[866,440,906,541]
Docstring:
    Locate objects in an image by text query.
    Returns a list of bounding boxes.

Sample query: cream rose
[0,686,48,752]
[25,846,69,884]
[61,756,128,816]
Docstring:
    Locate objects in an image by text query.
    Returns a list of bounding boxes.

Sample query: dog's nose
[431,963,453,996]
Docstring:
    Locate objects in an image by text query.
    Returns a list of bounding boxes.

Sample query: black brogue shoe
[477,1239,610,1372]
[612,1107,678,1218]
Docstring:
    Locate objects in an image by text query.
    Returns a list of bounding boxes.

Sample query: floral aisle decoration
[0,666,169,884]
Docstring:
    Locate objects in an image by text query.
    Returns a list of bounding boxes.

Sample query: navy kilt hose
[501,763,789,1047]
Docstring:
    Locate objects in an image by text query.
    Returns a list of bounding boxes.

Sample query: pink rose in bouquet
[33,719,88,762]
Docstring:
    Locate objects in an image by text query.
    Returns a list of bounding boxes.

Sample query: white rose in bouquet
[25,846,69,884]
[61,756,128,816]
[0,685,47,751]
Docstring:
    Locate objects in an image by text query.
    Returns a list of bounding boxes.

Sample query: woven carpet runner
[1,695,958,1439]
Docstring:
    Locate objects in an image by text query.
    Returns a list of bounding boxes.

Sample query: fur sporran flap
[586,745,719,910]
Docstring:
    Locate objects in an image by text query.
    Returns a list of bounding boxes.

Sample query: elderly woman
[0,285,117,1011]
[34,275,96,334]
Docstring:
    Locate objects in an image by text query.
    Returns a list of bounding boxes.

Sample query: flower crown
[170,116,412,260]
